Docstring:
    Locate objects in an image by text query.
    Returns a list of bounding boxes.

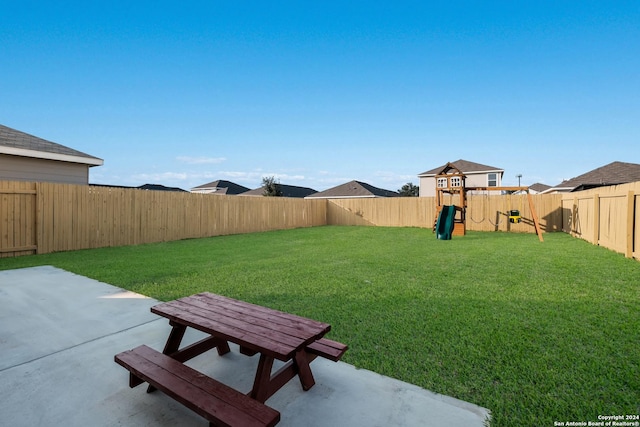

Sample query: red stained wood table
[151,292,332,403]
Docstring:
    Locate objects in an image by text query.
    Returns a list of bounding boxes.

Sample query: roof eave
[0,146,104,166]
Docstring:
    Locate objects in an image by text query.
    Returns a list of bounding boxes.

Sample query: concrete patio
[0,266,490,426]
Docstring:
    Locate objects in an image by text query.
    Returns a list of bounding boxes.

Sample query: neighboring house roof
[528,183,552,193]
[240,184,317,198]
[91,183,187,192]
[190,180,250,195]
[552,161,640,192]
[0,124,103,166]
[137,184,187,192]
[418,159,503,177]
[306,180,399,199]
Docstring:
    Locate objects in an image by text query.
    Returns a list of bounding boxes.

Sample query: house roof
[553,161,640,192]
[419,159,503,176]
[306,180,399,199]
[91,183,187,192]
[528,183,552,193]
[0,124,103,166]
[137,184,187,192]
[240,184,318,198]
[190,180,250,195]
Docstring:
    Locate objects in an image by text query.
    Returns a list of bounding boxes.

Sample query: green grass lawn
[1,226,638,426]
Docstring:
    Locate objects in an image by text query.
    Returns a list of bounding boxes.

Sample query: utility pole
[516,174,522,187]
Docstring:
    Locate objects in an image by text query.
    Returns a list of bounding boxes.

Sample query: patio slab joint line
[0,317,164,373]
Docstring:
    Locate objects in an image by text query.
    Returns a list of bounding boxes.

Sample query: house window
[437,177,447,188]
[450,177,462,187]
[488,173,498,187]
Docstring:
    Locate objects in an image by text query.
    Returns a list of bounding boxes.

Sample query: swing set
[468,190,525,226]
[433,162,544,241]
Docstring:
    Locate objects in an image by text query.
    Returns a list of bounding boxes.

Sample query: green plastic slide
[436,205,456,240]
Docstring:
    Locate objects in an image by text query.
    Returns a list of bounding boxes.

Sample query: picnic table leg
[250,354,275,403]
[249,350,318,403]
[147,322,187,393]
[294,348,315,391]
[163,322,187,355]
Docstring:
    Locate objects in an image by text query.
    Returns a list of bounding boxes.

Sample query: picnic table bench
[115,345,280,427]
[114,292,347,426]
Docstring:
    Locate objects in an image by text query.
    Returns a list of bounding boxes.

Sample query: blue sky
[2,1,639,191]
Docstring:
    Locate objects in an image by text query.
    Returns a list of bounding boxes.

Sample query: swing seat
[508,210,521,223]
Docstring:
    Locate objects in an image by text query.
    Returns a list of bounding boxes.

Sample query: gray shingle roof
[190,180,250,195]
[137,184,187,192]
[240,184,317,198]
[554,161,640,191]
[0,124,102,164]
[306,180,398,198]
[419,159,503,176]
[91,183,187,192]
[529,183,552,193]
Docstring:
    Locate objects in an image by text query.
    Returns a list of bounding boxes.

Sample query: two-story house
[418,159,504,197]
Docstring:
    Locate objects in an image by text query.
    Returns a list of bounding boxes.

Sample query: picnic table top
[151,292,331,361]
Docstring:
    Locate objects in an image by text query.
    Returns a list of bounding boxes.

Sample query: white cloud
[216,171,305,182]
[176,156,227,165]
[133,172,189,182]
[218,171,264,180]
[268,173,306,181]
[374,171,416,183]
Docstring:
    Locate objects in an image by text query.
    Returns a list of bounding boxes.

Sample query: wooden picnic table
[115,292,347,426]
[151,292,334,403]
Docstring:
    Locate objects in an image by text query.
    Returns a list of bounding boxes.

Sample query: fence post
[627,191,635,258]
[35,182,42,254]
[592,194,599,245]
[572,197,578,234]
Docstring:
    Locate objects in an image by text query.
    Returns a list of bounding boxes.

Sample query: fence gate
[0,182,37,257]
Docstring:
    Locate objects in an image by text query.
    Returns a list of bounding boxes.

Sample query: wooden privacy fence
[466,193,563,233]
[0,181,37,257]
[562,181,640,260]
[0,181,326,257]
[327,193,564,234]
[326,197,437,227]
[4,180,635,259]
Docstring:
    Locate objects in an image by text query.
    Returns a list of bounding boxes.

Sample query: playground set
[433,162,543,241]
